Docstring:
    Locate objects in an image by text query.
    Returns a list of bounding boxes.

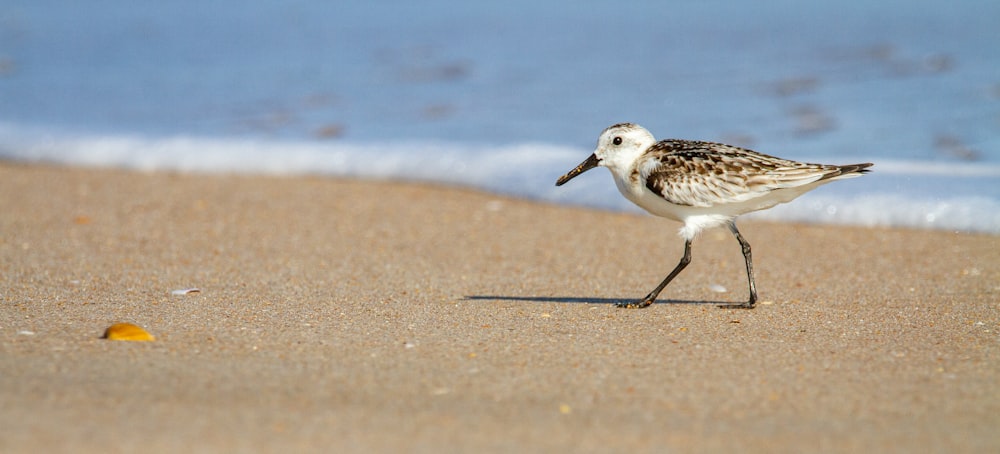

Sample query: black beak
[555,154,600,186]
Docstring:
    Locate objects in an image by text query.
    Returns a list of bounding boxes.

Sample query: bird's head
[555,123,656,186]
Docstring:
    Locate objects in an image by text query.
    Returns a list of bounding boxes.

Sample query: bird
[555,123,872,309]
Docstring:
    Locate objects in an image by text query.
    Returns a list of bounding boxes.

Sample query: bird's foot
[718,301,756,310]
[615,297,654,309]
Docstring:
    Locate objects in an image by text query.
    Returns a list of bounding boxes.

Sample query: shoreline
[2,162,997,452]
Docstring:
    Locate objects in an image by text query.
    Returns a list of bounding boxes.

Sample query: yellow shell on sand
[102,323,155,341]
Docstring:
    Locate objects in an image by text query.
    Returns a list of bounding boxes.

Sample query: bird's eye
[612,137,623,145]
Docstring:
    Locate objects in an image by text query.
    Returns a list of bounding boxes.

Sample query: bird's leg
[617,239,692,308]
[723,222,757,309]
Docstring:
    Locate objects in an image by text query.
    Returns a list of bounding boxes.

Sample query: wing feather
[639,140,861,207]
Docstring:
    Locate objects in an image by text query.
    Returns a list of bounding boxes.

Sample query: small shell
[102,323,155,341]
[171,288,201,295]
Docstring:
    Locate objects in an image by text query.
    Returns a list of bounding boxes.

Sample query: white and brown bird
[556,123,872,309]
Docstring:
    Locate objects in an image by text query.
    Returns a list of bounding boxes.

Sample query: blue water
[2,1,999,232]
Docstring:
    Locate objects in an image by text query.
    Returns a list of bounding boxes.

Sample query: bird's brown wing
[638,140,850,207]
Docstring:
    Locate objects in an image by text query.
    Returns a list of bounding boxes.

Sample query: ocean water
[2,1,998,233]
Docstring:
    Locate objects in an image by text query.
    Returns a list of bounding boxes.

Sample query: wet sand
[1,163,997,452]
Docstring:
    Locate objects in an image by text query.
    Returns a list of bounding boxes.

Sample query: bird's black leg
[617,239,692,308]
[723,222,757,309]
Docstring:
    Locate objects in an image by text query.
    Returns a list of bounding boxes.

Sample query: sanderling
[556,123,872,309]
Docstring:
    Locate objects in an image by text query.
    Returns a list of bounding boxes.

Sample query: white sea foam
[3,130,997,234]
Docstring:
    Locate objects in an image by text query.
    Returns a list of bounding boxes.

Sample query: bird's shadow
[463,295,736,306]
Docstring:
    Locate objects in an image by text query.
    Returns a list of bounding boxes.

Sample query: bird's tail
[822,162,873,181]
[840,162,874,174]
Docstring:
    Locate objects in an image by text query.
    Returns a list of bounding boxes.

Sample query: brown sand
[1,163,998,453]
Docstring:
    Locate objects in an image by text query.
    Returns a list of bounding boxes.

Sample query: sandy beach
[1,162,997,453]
